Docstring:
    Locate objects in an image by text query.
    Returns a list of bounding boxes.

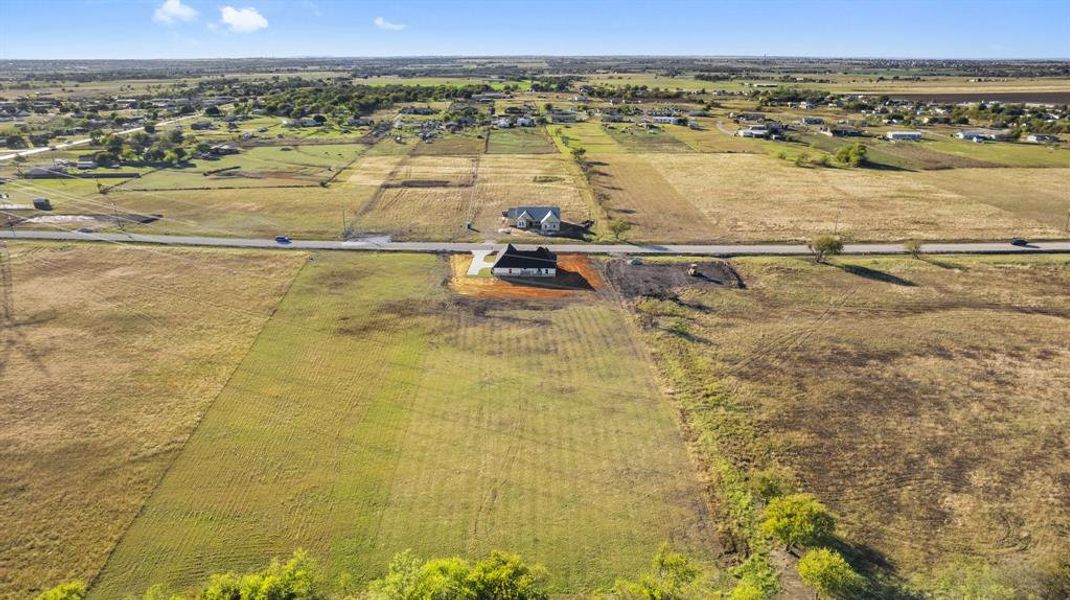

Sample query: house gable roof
[506,206,560,222]
[492,244,557,270]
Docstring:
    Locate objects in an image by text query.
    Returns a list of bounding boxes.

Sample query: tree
[4,134,27,149]
[205,105,222,117]
[833,142,867,167]
[34,582,86,600]
[143,121,157,134]
[615,545,708,600]
[609,218,632,240]
[201,549,323,600]
[808,235,844,265]
[368,550,546,600]
[904,239,922,259]
[468,551,547,600]
[797,548,860,599]
[760,493,835,550]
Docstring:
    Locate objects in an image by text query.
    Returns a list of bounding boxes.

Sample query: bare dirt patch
[449,254,604,300]
[605,259,744,299]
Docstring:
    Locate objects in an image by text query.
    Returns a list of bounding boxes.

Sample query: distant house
[504,205,561,234]
[733,111,766,122]
[1026,133,1060,143]
[820,126,864,137]
[956,129,1014,142]
[494,117,514,128]
[798,117,824,125]
[515,116,535,127]
[885,131,923,141]
[550,110,577,124]
[209,144,240,156]
[76,155,97,169]
[491,244,557,278]
[347,116,373,127]
[25,165,67,178]
[737,127,769,138]
[651,115,683,125]
[190,121,215,131]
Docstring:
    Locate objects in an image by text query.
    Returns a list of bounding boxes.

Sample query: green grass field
[486,127,557,154]
[88,252,715,598]
[603,124,693,153]
[122,144,367,191]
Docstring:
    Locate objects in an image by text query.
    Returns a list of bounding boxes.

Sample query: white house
[504,206,561,234]
[885,131,923,141]
[491,244,557,278]
[737,127,769,138]
[1026,133,1060,143]
[651,116,683,125]
[956,129,1014,142]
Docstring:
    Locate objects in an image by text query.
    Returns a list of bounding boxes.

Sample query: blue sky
[1,0,1068,60]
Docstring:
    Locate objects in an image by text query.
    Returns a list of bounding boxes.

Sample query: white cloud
[220,6,268,33]
[153,0,198,24]
[373,16,406,31]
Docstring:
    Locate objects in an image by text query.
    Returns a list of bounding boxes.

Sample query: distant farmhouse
[885,131,923,141]
[491,244,558,278]
[956,129,1014,142]
[820,125,864,137]
[737,127,769,138]
[503,205,561,234]
[1026,133,1061,143]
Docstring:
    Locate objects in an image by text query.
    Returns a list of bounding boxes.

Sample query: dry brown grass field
[0,243,305,598]
[631,254,1070,595]
[588,153,715,243]
[917,168,1070,231]
[641,153,1062,242]
[352,153,591,241]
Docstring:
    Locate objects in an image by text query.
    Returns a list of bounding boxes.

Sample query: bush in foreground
[797,548,860,599]
[759,493,835,552]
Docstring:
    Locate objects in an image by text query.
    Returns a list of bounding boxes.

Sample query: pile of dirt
[605,259,744,299]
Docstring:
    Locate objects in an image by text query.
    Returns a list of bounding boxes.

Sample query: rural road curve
[0,114,203,163]
[3,230,1070,257]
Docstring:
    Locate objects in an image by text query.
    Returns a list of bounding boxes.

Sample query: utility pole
[0,241,13,323]
[112,202,125,232]
[341,207,349,239]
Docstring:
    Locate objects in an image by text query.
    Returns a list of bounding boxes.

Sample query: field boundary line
[85,256,310,595]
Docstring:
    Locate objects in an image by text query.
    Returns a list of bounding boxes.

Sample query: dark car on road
[274,235,291,244]
[1010,237,1029,247]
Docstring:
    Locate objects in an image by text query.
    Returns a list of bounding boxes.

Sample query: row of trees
[35,546,723,600]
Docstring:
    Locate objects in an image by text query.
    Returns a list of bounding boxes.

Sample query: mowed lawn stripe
[89,253,716,597]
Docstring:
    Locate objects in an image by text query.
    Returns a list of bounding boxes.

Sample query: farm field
[0,243,306,599]
[550,122,623,154]
[486,127,557,154]
[640,152,1063,242]
[122,144,367,191]
[632,254,1070,596]
[587,153,715,243]
[352,153,591,241]
[602,124,693,153]
[87,251,716,598]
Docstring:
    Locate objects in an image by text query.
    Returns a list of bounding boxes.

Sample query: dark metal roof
[492,244,557,270]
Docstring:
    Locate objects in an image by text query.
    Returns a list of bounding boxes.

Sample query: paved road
[3,230,1069,257]
[0,114,202,163]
